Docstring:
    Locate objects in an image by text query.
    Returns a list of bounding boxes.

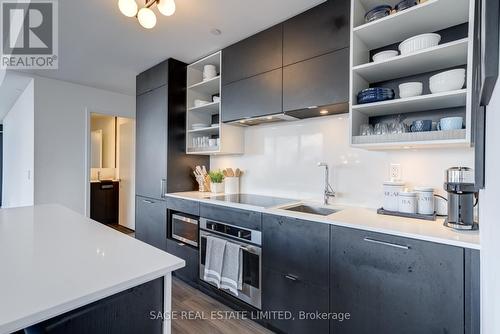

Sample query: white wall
[2,80,34,208]
[479,39,500,334]
[211,116,474,208]
[33,76,135,214]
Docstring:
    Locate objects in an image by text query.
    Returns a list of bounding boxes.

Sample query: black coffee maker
[444,167,478,230]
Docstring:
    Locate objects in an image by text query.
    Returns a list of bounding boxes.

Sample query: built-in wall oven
[199,218,262,309]
[171,213,199,248]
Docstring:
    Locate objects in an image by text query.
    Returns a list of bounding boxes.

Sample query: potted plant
[208,170,225,193]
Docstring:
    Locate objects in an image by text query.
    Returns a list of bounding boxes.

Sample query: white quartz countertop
[166,192,480,250]
[0,204,185,334]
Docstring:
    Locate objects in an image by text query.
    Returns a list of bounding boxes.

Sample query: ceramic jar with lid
[398,191,417,214]
[383,181,405,211]
[415,187,435,215]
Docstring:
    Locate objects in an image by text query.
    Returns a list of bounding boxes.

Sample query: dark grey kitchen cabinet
[221,68,282,122]
[136,61,168,95]
[136,59,208,201]
[221,24,282,86]
[283,0,350,66]
[262,214,329,286]
[166,239,198,285]
[330,226,465,334]
[135,196,167,251]
[166,197,200,216]
[283,48,349,117]
[262,214,330,334]
[263,268,329,334]
[199,203,262,231]
[136,88,167,200]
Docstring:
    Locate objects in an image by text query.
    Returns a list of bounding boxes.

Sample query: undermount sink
[283,204,338,216]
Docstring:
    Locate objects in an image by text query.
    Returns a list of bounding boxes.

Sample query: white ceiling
[0,72,33,121]
[21,0,325,95]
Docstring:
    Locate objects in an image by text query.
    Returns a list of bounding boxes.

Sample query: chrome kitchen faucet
[318,162,335,205]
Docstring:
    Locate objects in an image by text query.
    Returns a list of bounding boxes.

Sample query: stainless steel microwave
[171,214,199,247]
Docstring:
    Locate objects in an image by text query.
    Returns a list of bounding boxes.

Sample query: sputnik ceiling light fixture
[118,0,176,29]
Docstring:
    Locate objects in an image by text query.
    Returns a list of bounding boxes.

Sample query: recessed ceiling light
[240,120,246,124]
[266,116,273,120]
[308,105,318,109]
[403,146,411,149]
[320,110,329,115]
[211,28,222,36]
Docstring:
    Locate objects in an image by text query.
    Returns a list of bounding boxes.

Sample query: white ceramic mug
[437,117,463,131]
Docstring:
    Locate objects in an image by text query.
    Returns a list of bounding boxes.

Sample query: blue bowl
[365,5,392,23]
[357,87,395,104]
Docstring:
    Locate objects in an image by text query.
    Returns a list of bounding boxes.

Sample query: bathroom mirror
[90,113,116,169]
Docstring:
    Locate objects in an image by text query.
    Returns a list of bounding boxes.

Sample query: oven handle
[200,231,261,255]
[172,214,198,225]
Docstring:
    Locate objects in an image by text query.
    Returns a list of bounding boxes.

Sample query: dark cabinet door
[135,196,166,251]
[136,88,167,200]
[136,62,168,95]
[221,68,282,122]
[262,214,329,286]
[283,48,349,114]
[222,24,283,85]
[283,0,350,66]
[330,226,464,334]
[166,239,199,284]
[263,268,329,334]
[90,182,119,225]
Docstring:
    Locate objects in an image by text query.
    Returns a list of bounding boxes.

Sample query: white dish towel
[203,236,227,288]
[220,241,243,297]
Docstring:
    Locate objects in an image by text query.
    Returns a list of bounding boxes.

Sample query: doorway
[88,112,135,232]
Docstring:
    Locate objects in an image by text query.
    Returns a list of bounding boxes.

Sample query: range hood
[228,113,298,126]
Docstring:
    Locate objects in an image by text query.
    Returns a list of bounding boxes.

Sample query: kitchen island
[0,204,184,334]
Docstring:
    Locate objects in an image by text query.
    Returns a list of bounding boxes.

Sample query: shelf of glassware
[352,0,471,49]
[186,123,244,155]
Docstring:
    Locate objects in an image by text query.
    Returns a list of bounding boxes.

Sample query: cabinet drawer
[262,214,329,286]
[283,48,349,113]
[330,226,464,334]
[200,204,262,231]
[283,0,350,65]
[135,196,167,251]
[166,197,200,216]
[263,268,329,334]
[221,68,282,123]
[166,239,198,284]
[222,24,283,85]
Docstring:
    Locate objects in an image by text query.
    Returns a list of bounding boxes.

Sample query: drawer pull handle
[363,237,410,250]
[284,274,298,281]
[142,200,154,204]
[177,242,185,246]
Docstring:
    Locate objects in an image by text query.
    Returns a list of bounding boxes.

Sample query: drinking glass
[360,124,374,136]
[374,123,389,135]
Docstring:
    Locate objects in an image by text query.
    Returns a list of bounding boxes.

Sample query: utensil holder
[224,177,240,194]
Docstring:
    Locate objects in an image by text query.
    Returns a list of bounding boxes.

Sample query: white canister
[398,191,417,214]
[383,181,405,211]
[415,187,435,215]
[211,182,224,194]
[224,177,240,195]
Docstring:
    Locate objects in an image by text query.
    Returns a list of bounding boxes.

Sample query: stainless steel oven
[171,213,199,247]
[199,218,262,309]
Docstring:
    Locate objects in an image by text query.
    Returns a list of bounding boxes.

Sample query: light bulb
[157,0,176,16]
[118,0,138,17]
[138,7,157,29]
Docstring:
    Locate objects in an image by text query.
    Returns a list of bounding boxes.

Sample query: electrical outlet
[390,164,402,180]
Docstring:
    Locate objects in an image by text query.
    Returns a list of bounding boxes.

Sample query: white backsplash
[210,115,474,208]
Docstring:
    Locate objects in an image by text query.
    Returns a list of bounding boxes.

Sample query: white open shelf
[188,101,220,114]
[349,0,475,150]
[186,51,244,155]
[353,38,468,82]
[353,89,467,116]
[351,129,467,150]
[187,125,220,134]
[187,76,221,96]
[353,0,470,49]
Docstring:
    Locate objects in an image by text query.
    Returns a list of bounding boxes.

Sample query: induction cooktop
[206,194,296,208]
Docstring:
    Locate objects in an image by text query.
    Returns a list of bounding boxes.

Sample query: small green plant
[209,170,224,183]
